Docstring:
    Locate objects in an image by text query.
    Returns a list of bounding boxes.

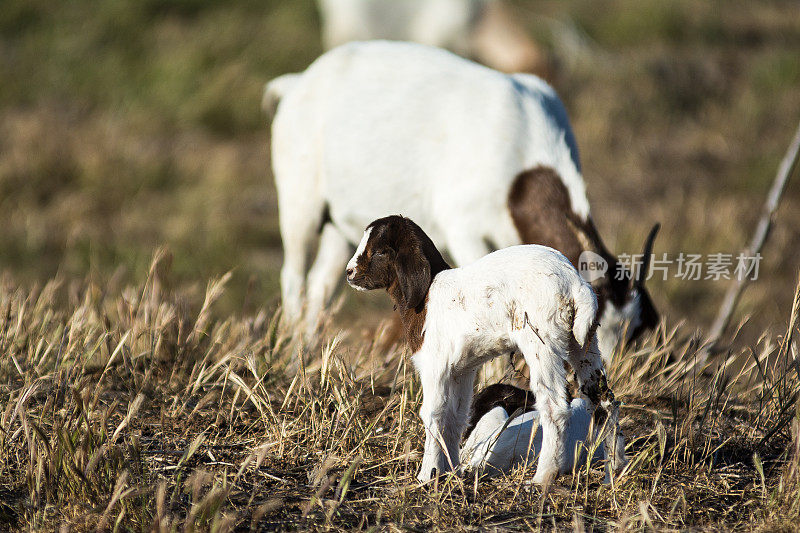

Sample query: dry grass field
[1,0,800,530]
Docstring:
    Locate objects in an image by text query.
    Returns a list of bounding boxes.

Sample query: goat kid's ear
[395,246,431,311]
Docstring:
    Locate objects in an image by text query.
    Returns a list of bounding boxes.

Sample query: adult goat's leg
[304,223,352,341]
[278,207,322,327]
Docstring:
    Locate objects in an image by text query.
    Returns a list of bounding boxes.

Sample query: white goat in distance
[316,0,548,75]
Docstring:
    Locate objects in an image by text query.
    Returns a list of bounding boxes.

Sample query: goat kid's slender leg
[415,355,475,482]
[567,336,627,481]
[304,223,352,341]
[518,337,570,485]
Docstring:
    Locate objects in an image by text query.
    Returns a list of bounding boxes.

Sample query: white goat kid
[345,216,626,484]
[267,40,658,362]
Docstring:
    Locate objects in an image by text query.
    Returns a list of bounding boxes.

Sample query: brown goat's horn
[635,223,661,287]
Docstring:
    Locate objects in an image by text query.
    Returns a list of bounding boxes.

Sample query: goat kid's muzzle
[345,268,370,291]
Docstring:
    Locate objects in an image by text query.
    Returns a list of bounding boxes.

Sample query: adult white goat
[267,40,659,363]
[345,215,626,484]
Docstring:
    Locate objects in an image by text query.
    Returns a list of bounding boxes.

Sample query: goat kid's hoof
[417,466,449,484]
[531,469,557,487]
[417,467,436,484]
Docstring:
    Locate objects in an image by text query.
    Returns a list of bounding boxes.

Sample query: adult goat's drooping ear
[633,223,661,289]
[395,244,431,312]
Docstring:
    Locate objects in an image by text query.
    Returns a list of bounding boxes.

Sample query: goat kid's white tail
[572,282,598,348]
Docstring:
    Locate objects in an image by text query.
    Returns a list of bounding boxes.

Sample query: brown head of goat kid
[346,215,627,485]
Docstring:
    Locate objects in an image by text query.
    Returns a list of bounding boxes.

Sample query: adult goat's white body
[269,41,660,367]
[271,41,586,332]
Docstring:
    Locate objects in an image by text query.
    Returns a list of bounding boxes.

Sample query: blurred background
[1,0,798,346]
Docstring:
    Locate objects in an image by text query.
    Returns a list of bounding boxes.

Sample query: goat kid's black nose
[346,267,355,279]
